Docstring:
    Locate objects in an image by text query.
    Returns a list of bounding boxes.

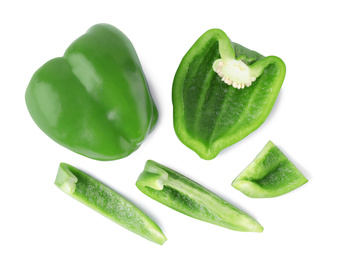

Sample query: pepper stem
[213,58,264,89]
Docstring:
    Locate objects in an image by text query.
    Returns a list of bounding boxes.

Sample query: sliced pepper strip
[136,160,263,232]
[55,163,167,245]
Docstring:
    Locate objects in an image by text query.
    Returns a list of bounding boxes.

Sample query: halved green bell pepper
[55,163,167,245]
[232,141,308,198]
[136,160,263,232]
[26,24,158,161]
[173,29,286,160]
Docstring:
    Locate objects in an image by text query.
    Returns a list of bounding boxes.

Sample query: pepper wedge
[173,29,286,159]
[232,141,308,198]
[55,163,167,245]
[136,160,263,232]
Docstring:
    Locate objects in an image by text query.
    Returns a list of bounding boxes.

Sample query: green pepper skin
[26,24,158,161]
[232,141,308,198]
[172,29,286,160]
[55,163,167,245]
[136,160,263,232]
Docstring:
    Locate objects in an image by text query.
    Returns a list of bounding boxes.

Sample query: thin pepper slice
[232,141,308,198]
[172,29,286,160]
[136,160,263,232]
[55,163,167,245]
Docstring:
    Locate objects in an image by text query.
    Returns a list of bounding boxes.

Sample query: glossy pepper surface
[55,163,167,245]
[136,160,263,232]
[232,141,308,198]
[26,24,158,161]
[173,29,286,160]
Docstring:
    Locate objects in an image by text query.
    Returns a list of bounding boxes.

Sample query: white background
[1,0,336,259]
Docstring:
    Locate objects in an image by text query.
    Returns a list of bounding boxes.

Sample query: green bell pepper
[232,141,308,198]
[26,24,158,161]
[136,160,263,232]
[173,29,286,160]
[55,163,167,245]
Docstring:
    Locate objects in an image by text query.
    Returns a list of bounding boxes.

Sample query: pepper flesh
[136,160,263,232]
[232,141,308,198]
[55,163,167,245]
[172,29,286,160]
[25,24,158,161]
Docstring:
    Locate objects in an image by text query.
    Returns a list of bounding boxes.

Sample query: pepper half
[136,160,263,232]
[55,163,167,245]
[26,24,158,161]
[173,29,286,159]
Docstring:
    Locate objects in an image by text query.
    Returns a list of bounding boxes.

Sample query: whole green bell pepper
[25,24,158,161]
[173,29,286,160]
[136,160,263,232]
[55,163,167,245]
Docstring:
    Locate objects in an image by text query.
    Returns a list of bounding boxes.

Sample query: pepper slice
[55,163,167,245]
[232,141,308,198]
[26,24,158,161]
[173,29,286,159]
[136,160,263,232]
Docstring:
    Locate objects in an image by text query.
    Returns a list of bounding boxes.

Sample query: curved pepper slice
[173,29,286,160]
[232,141,308,198]
[26,24,158,161]
[136,160,263,232]
[55,163,167,245]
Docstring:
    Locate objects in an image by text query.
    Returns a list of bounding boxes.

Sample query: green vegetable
[172,29,286,160]
[136,160,263,232]
[232,141,308,198]
[26,24,158,161]
[55,163,167,245]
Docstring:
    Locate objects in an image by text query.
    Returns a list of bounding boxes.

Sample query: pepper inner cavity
[213,59,258,89]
